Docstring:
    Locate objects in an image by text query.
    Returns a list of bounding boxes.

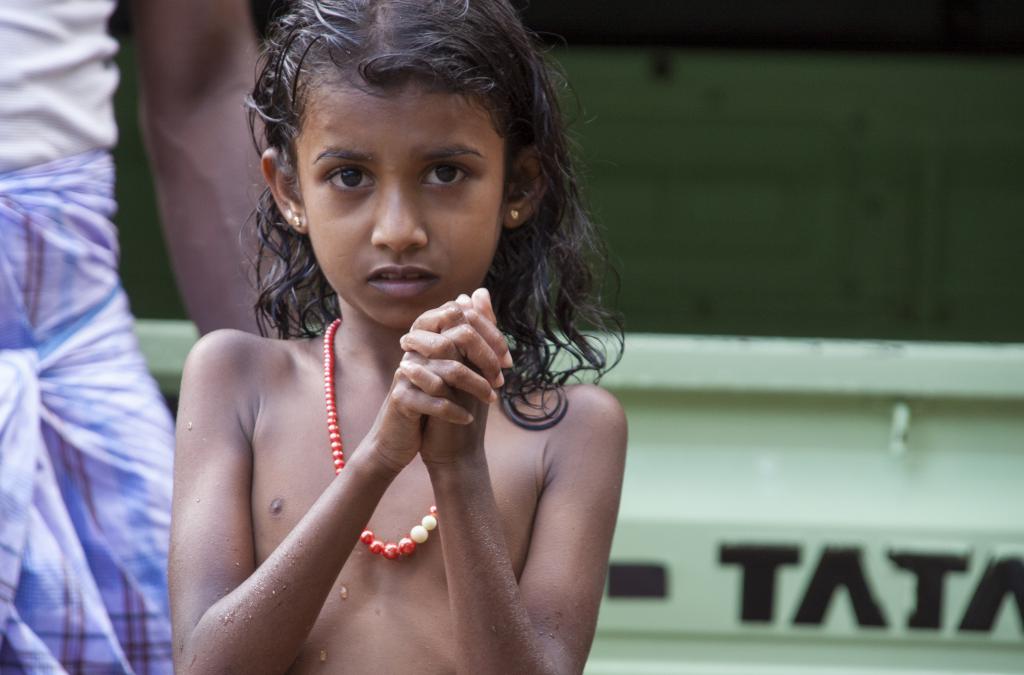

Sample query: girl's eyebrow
[315,147,373,163]
[314,145,483,164]
[422,145,484,160]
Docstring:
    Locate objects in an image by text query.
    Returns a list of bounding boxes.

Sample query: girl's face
[264,82,532,332]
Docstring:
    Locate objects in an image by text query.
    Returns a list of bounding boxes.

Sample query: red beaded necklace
[323,319,437,560]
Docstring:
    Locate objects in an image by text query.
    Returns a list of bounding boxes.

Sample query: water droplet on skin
[194,498,201,503]
[320,650,328,662]
[187,421,193,431]
[339,585,348,600]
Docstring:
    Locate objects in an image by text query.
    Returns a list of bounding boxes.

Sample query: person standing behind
[0,0,257,671]
[132,0,260,334]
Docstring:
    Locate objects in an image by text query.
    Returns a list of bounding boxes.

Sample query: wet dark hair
[247,0,622,427]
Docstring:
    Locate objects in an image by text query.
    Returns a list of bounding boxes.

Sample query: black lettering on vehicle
[959,557,1024,632]
[888,551,968,629]
[607,563,668,598]
[719,545,800,622]
[719,543,1024,635]
[793,547,887,627]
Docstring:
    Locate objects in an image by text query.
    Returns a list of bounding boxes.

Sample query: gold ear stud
[510,208,520,221]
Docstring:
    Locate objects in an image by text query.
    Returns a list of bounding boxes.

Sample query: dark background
[110,0,1024,340]
[111,1,1024,53]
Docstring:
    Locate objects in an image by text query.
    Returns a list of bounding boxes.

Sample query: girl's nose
[370,188,428,253]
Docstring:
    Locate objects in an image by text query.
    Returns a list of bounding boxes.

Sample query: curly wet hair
[247,0,622,427]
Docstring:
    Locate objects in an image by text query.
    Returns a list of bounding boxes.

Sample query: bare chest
[248,386,548,671]
[250,395,545,558]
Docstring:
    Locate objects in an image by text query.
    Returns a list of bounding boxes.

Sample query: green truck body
[136,322,1024,674]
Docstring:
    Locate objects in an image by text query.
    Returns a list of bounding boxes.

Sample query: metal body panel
[593,336,1024,673]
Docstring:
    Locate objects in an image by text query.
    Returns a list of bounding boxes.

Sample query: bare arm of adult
[130,0,259,333]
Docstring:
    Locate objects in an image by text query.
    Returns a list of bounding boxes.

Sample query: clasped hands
[370,288,512,472]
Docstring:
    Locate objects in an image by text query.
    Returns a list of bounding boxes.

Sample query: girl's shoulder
[547,384,628,461]
[179,329,309,427]
[561,383,626,426]
[522,385,626,519]
[183,328,295,383]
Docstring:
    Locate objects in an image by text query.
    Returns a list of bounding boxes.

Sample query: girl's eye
[331,167,370,188]
[426,165,464,185]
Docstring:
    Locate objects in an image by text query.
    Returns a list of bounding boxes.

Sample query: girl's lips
[367,265,438,298]
[367,276,439,298]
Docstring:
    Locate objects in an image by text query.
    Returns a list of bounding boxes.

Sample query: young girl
[170,1,626,673]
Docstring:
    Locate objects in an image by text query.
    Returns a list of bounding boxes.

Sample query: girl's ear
[503,146,544,230]
[261,147,308,234]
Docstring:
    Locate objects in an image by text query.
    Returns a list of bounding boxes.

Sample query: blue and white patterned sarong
[0,151,174,674]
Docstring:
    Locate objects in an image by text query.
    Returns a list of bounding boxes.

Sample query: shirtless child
[170,2,626,672]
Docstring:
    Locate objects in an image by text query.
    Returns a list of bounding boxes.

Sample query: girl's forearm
[427,454,564,675]
[177,448,398,674]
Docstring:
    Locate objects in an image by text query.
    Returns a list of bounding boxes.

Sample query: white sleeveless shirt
[0,0,119,173]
